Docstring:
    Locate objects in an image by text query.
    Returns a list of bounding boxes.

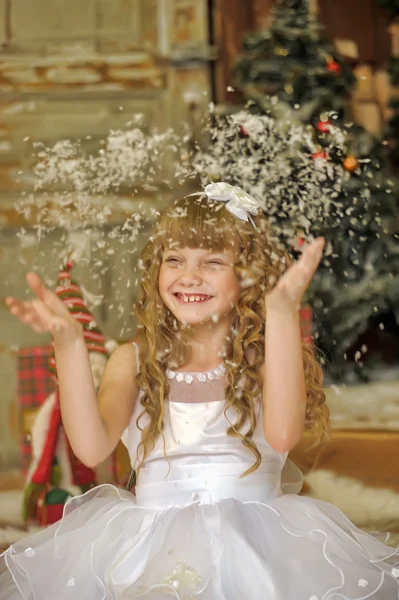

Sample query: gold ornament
[343,155,359,172]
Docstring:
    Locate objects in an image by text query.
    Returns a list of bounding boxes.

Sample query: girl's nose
[178,266,202,286]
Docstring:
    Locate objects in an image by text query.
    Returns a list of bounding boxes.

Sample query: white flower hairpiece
[204,182,261,229]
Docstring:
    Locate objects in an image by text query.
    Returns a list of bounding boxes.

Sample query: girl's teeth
[181,295,209,303]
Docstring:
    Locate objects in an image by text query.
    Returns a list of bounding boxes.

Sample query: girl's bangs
[156,198,240,254]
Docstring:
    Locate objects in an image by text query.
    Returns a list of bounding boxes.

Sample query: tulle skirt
[1,484,399,599]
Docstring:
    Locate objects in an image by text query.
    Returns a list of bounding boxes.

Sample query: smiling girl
[1,183,398,599]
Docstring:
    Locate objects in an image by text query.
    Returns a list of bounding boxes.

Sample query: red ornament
[291,236,307,252]
[300,305,313,345]
[312,150,328,161]
[316,120,332,133]
[326,60,341,74]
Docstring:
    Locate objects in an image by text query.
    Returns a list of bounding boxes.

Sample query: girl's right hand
[6,272,83,341]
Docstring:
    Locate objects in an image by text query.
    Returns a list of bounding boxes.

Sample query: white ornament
[204,182,260,225]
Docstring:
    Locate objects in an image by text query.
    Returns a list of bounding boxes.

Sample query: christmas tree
[232,0,399,382]
[233,0,355,123]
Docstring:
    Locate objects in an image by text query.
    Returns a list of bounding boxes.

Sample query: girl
[1,182,398,599]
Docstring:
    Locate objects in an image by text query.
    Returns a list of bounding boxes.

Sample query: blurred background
[0,0,399,547]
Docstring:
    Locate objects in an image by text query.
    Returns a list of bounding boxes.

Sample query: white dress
[1,342,399,599]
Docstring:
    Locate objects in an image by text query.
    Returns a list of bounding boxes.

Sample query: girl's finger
[301,238,324,262]
[281,249,323,299]
[8,299,31,321]
[31,298,62,332]
[6,296,22,310]
[7,297,48,332]
[297,241,324,278]
[26,273,70,318]
[22,303,48,331]
[32,298,80,338]
[21,312,46,332]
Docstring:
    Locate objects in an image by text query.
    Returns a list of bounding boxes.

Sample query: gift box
[17,346,56,473]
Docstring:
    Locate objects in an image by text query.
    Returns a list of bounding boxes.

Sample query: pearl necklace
[166,363,226,384]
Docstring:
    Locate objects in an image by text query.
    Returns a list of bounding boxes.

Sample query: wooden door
[318,0,391,65]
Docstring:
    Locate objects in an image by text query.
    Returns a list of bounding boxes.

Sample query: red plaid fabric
[17,346,56,472]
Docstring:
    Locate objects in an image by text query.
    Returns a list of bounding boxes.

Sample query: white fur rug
[1,470,399,548]
[306,470,399,540]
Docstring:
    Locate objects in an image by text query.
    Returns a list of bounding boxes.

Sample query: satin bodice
[121,344,303,509]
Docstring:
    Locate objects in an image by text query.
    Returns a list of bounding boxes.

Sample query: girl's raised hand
[6,272,82,341]
[266,237,325,314]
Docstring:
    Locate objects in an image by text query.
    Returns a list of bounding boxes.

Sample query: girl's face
[158,246,240,326]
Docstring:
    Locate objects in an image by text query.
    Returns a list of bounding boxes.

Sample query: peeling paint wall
[0,0,212,469]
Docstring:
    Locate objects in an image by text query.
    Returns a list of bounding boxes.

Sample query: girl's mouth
[174,293,214,304]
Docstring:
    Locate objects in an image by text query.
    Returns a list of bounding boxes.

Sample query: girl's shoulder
[106,341,139,372]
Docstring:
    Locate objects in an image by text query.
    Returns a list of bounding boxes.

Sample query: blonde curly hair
[133,193,330,478]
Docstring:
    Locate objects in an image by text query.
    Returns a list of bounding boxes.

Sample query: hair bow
[204,182,260,229]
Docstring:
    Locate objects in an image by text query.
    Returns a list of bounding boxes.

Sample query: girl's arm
[7,272,139,468]
[262,308,306,453]
[261,238,325,454]
[55,338,139,467]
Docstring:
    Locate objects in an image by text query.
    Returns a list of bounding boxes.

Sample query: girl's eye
[164,258,224,265]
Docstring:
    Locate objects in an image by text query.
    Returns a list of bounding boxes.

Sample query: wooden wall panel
[291,430,399,492]
[318,0,391,65]
[212,0,258,104]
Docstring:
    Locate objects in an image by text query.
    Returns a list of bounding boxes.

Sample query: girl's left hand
[265,237,325,314]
